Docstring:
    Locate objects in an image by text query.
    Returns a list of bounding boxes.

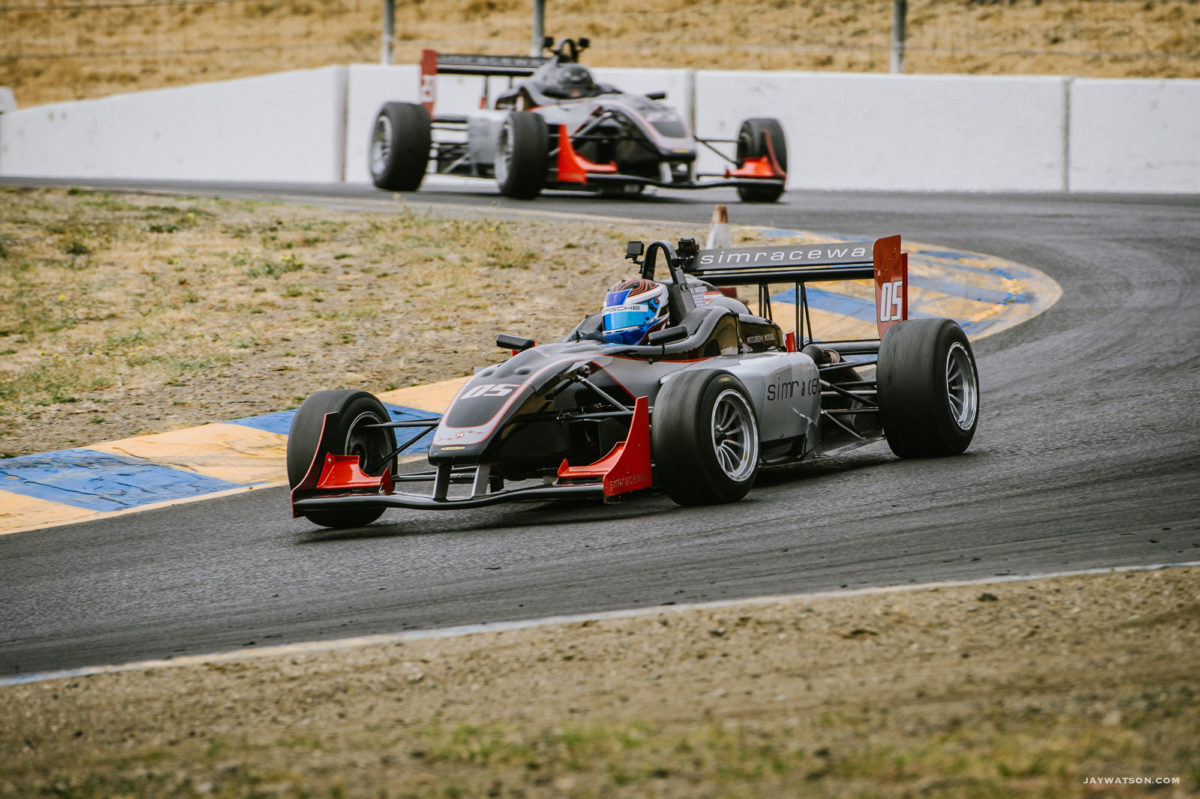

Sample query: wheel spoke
[943,342,978,430]
[947,359,962,384]
[710,390,758,482]
[371,117,393,176]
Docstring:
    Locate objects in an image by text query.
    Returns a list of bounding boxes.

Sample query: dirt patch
[3,0,1198,108]
[1,566,1196,797]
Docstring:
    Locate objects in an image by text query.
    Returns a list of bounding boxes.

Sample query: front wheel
[877,318,979,458]
[369,102,431,191]
[287,390,397,528]
[495,111,549,199]
[652,371,760,506]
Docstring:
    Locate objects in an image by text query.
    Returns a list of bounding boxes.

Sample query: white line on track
[4,560,1196,688]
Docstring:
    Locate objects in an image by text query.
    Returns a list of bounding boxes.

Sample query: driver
[601,278,669,345]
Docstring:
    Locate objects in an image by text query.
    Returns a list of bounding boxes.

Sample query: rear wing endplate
[683,236,909,338]
[419,49,548,113]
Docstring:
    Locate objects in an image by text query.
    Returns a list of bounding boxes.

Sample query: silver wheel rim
[370,115,392,179]
[711,388,758,482]
[495,121,513,186]
[345,410,389,474]
[945,342,978,430]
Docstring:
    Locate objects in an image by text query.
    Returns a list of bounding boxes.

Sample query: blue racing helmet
[601,278,669,345]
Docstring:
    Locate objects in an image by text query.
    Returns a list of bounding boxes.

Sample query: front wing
[550,125,786,192]
[290,397,652,516]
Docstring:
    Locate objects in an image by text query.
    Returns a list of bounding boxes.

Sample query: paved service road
[1,181,1198,678]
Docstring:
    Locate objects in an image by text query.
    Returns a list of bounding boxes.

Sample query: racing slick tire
[287,390,397,528]
[877,318,980,458]
[652,371,760,506]
[735,117,788,203]
[495,111,549,199]
[370,102,431,192]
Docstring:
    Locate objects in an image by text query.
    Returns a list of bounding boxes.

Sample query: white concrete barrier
[1068,78,1200,193]
[0,67,348,182]
[694,71,1070,192]
[2,64,1198,193]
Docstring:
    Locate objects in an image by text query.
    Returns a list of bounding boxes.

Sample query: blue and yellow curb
[0,232,1059,536]
[0,380,467,536]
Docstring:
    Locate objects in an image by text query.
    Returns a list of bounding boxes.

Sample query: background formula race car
[287,235,981,529]
[369,37,788,201]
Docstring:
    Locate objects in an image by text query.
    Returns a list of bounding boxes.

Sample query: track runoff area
[0,223,1058,536]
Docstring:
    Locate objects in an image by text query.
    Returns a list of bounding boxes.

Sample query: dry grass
[0,186,703,456]
[2,0,1198,108]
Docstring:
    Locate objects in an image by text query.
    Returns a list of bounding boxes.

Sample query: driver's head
[601,278,668,345]
[557,64,596,98]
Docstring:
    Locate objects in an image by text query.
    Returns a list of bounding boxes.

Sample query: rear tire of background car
[877,318,980,458]
[652,371,760,506]
[287,390,397,528]
[495,111,549,199]
[369,102,431,192]
[735,117,788,203]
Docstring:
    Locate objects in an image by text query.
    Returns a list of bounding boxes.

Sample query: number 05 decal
[879,279,904,322]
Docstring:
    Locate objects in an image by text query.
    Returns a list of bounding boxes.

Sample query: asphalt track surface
[2,180,1199,679]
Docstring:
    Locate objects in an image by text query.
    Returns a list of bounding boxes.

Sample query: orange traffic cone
[705,204,731,249]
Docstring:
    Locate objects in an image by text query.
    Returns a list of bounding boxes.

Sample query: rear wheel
[652,371,760,505]
[735,117,788,203]
[287,390,397,528]
[495,111,549,199]
[370,102,431,191]
[877,318,979,458]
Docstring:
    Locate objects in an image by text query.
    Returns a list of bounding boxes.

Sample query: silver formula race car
[287,235,980,529]
[368,37,787,201]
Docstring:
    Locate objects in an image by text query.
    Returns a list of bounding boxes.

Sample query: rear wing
[419,50,547,113]
[682,235,909,343]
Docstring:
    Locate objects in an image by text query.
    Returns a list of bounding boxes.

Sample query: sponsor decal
[767,377,820,401]
[608,471,651,492]
[438,53,546,70]
[696,244,870,268]
[419,75,436,105]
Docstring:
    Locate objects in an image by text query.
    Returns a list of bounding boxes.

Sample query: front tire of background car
[495,111,549,199]
[877,318,980,458]
[735,117,788,203]
[370,102,431,192]
[652,371,760,506]
[287,390,397,528]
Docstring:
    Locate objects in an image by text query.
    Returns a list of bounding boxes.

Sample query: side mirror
[647,326,687,346]
[497,333,535,352]
[645,91,667,101]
